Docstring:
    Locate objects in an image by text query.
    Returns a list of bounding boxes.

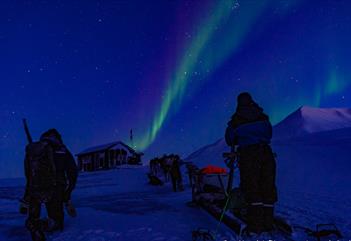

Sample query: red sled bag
[200,165,227,174]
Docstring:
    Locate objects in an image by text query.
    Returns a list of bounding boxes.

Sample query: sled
[190,152,293,238]
[147,173,164,186]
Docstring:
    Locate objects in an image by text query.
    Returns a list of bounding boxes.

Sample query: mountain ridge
[273,105,351,139]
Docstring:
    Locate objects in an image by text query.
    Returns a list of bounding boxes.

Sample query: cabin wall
[77,145,142,172]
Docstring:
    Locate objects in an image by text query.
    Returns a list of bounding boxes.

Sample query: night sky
[1,0,350,178]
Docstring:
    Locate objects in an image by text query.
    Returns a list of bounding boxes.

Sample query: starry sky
[1,0,350,178]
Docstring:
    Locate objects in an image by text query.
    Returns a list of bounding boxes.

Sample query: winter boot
[43,218,64,232]
[30,229,46,241]
[26,219,46,241]
[246,204,264,234]
[262,205,274,232]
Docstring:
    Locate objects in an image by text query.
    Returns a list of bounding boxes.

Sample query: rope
[213,193,232,238]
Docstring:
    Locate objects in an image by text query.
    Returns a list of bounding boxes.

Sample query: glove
[65,200,77,218]
[19,198,29,215]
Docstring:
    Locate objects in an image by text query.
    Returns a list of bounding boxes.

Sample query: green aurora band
[134,0,271,150]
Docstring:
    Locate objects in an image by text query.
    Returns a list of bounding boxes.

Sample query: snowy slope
[186,139,231,169]
[273,106,351,139]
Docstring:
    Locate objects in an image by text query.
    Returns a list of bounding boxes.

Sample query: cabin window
[99,158,104,168]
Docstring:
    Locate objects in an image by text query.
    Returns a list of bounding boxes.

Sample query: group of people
[21,129,78,241]
[21,92,277,239]
[149,154,184,192]
[149,92,277,235]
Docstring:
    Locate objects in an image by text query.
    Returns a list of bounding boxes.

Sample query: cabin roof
[76,141,141,156]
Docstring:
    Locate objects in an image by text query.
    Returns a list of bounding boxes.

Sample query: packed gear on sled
[294,223,343,241]
[200,165,227,175]
[147,173,164,186]
[189,152,292,239]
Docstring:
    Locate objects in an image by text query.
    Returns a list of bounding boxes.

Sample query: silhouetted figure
[39,129,78,230]
[149,158,160,176]
[185,163,198,187]
[170,155,183,192]
[24,129,78,240]
[159,155,171,182]
[225,92,277,234]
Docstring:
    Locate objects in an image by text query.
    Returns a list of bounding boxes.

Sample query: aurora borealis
[135,0,294,149]
[1,0,351,177]
[135,0,238,150]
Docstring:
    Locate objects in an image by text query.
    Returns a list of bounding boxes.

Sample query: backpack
[25,141,57,201]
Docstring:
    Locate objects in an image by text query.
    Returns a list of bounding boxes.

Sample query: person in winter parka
[39,129,78,231]
[225,92,277,234]
[23,129,78,241]
[170,155,183,192]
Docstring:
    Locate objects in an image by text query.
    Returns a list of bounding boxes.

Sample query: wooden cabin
[76,141,143,172]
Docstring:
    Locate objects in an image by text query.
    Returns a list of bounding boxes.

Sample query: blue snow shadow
[76,191,180,215]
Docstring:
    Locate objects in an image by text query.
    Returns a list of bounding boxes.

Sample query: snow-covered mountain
[186,106,351,195]
[273,106,351,140]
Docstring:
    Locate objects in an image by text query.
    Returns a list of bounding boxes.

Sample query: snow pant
[170,175,184,192]
[26,186,65,239]
[45,185,65,231]
[26,198,46,241]
[238,143,277,233]
[171,175,178,192]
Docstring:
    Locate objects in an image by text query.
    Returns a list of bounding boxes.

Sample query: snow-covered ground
[0,166,240,241]
[1,165,349,241]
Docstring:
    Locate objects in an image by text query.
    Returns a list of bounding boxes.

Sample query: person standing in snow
[149,158,159,176]
[160,155,171,182]
[24,129,78,240]
[225,92,277,234]
[39,129,78,231]
[170,155,183,192]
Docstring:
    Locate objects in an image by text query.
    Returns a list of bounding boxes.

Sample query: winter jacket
[40,136,78,201]
[225,102,272,147]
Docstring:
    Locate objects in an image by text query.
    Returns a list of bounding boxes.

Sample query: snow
[1,163,349,241]
[0,167,237,241]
